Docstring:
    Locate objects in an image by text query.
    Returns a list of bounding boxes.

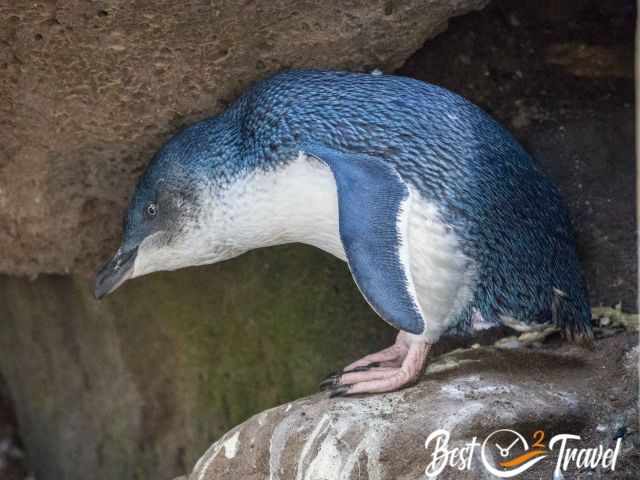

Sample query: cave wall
[0,0,487,277]
[0,246,394,480]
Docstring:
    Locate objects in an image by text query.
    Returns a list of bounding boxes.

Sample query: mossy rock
[0,245,393,480]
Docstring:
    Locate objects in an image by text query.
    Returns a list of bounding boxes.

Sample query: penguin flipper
[302,143,424,335]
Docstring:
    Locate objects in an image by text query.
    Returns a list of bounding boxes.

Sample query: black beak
[94,246,138,299]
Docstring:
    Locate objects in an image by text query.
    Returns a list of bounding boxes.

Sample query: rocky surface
[183,331,639,480]
[0,251,396,480]
[0,0,488,277]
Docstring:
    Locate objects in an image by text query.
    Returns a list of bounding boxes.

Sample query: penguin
[95,70,592,396]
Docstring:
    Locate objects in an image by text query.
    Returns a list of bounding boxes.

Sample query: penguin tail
[564,321,594,350]
[552,287,594,349]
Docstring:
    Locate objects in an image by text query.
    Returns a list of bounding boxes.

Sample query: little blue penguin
[95,70,592,396]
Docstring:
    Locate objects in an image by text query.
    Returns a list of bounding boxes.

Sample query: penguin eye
[145,202,158,218]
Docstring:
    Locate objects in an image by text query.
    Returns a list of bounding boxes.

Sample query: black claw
[319,374,340,390]
[320,362,382,392]
[329,385,350,398]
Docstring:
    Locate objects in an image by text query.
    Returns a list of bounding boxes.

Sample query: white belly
[406,188,476,341]
[291,157,477,341]
[280,155,476,341]
[221,153,476,341]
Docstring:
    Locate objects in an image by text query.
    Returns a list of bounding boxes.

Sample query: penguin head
[95,118,245,299]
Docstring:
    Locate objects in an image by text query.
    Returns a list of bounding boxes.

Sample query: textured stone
[182,348,587,480]
[185,335,637,480]
[0,246,394,480]
[0,0,488,277]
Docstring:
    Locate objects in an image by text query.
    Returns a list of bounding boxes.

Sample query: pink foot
[321,332,431,396]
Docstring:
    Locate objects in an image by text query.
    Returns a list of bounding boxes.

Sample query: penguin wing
[302,143,425,334]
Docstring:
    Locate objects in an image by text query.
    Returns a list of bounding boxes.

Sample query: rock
[0,248,395,480]
[545,43,633,79]
[184,340,636,480]
[0,0,488,278]
[0,378,28,480]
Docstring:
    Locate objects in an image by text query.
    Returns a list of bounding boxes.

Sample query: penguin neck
[221,152,347,261]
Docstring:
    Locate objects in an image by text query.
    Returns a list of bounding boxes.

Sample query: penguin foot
[324,332,431,396]
[319,362,381,390]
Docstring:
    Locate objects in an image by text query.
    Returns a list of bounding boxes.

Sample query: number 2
[532,430,545,449]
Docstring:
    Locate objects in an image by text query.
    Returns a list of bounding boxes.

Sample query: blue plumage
[96,69,592,394]
[233,70,590,340]
[303,143,425,335]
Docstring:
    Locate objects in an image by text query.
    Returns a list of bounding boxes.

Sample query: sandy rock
[0,0,487,277]
[186,346,594,480]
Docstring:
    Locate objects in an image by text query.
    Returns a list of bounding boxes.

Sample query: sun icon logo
[481,429,549,478]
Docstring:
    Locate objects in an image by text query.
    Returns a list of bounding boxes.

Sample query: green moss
[0,244,393,480]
